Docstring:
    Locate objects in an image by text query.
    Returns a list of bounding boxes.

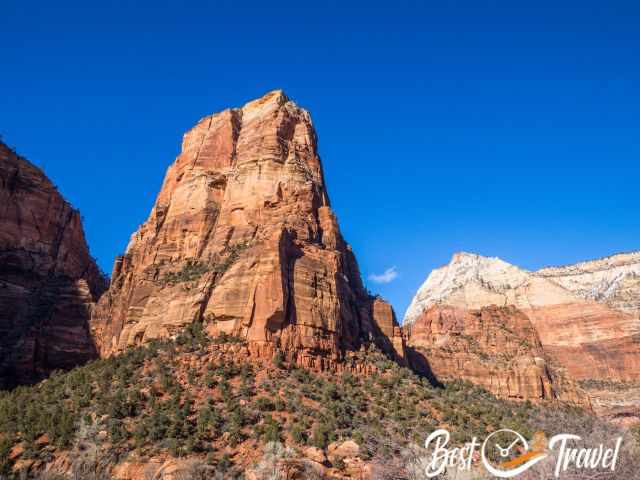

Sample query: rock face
[403,252,640,408]
[403,253,577,323]
[90,90,405,368]
[537,251,640,317]
[0,142,107,388]
[404,305,556,400]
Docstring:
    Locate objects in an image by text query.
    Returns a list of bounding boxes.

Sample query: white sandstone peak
[537,251,640,315]
[403,251,578,324]
[403,252,530,324]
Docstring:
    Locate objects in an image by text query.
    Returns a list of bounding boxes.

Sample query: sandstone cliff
[404,252,640,381]
[538,251,640,317]
[90,91,405,369]
[404,304,558,401]
[403,252,640,413]
[0,141,107,388]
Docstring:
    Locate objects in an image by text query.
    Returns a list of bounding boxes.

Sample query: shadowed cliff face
[90,90,405,368]
[0,142,107,389]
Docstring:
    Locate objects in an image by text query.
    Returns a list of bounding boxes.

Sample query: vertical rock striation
[90,91,405,369]
[0,142,107,388]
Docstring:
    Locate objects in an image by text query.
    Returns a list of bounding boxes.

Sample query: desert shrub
[255,396,275,412]
[148,407,170,441]
[218,453,233,472]
[272,351,285,369]
[213,242,249,273]
[311,421,331,449]
[256,414,282,443]
[108,418,128,444]
[0,435,13,476]
[274,396,286,411]
[163,259,210,285]
[289,422,307,444]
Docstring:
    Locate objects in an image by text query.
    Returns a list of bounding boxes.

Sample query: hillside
[1,325,637,479]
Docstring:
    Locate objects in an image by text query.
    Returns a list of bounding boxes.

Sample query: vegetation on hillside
[161,242,250,287]
[0,324,637,479]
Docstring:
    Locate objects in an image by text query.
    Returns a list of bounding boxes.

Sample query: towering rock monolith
[90,90,405,369]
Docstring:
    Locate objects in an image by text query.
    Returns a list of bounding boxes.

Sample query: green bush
[0,435,13,476]
[213,242,249,273]
[255,397,275,412]
[258,414,281,443]
[272,351,285,369]
[311,422,331,449]
[289,423,307,444]
[163,259,210,285]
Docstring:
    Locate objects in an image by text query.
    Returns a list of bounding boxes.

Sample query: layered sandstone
[0,142,107,388]
[538,251,640,317]
[403,252,577,323]
[403,252,640,409]
[90,90,405,368]
[404,305,556,400]
[404,252,640,381]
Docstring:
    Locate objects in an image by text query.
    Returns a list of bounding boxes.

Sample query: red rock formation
[521,301,640,382]
[90,90,405,368]
[404,305,557,400]
[402,252,640,407]
[0,141,107,388]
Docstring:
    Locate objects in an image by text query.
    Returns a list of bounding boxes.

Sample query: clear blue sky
[2,1,639,320]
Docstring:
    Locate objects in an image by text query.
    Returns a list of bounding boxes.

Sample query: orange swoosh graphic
[500,450,546,469]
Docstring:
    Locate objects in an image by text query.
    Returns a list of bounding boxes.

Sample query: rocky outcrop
[403,252,640,409]
[538,251,640,317]
[404,305,557,400]
[90,90,405,368]
[0,142,107,388]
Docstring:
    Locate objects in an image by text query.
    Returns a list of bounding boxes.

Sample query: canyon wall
[0,142,107,388]
[403,252,640,414]
[404,304,557,400]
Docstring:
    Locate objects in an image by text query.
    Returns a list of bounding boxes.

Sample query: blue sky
[2,1,639,320]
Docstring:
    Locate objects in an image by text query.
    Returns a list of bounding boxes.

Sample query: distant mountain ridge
[404,250,640,323]
[538,251,640,317]
[403,250,640,422]
[403,252,575,325]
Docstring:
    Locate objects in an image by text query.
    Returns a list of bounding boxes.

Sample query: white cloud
[368,266,399,284]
